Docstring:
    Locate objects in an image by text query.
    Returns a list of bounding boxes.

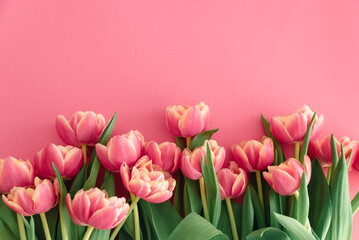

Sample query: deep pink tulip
[217,161,247,200]
[0,157,35,194]
[34,143,83,179]
[120,156,176,203]
[270,105,324,144]
[2,177,57,216]
[263,156,312,196]
[231,136,274,172]
[66,188,129,230]
[96,130,144,172]
[166,102,210,137]
[181,140,225,180]
[145,141,181,173]
[56,111,106,147]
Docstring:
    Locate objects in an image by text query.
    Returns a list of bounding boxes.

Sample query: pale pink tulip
[180,140,225,180]
[166,102,210,137]
[0,157,35,194]
[145,141,181,173]
[263,156,312,196]
[66,188,129,230]
[270,105,324,144]
[231,136,274,172]
[34,143,83,179]
[56,111,106,147]
[120,156,176,203]
[217,162,247,200]
[96,130,144,172]
[2,177,57,216]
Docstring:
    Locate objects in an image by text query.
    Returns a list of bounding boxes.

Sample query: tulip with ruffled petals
[217,162,247,200]
[166,102,210,137]
[270,105,324,144]
[56,111,106,147]
[34,143,83,179]
[145,141,181,173]
[120,156,176,203]
[181,140,225,180]
[0,157,35,194]
[66,188,129,230]
[96,130,144,172]
[263,156,312,196]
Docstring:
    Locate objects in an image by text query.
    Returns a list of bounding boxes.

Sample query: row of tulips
[0,103,358,240]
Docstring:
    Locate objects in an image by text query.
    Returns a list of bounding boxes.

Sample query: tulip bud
[217,162,247,200]
[145,141,181,173]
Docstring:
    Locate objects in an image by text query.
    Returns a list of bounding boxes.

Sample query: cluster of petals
[231,136,274,172]
[181,140,225,180]
[0,157,35,194]
[145,141,181,173]
[120,156,176,203]
[217,161,247,200]
[263,156,312,196]
[96,130,144,172]
[56,111,106,147]
[34,143,83,179]
[66,188,129,230]
[166,102,210,137]
[270,105,324,144]
[2,177,57,216]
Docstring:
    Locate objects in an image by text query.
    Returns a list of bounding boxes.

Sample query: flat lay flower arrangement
[0,103,358,240]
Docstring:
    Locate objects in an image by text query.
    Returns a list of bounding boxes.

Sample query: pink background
[1,1,359,237]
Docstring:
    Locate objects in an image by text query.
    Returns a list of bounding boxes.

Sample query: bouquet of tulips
[1,103,358,240]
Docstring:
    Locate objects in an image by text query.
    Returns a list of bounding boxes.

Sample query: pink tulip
[34,143,83,179]
[349,141,359,171]
[145,141,181,173]
[231,136,274,172]
[0,157,35,194]
[66,188,129,230]
[96,130,144,172]
[263,156,312,196]
[270,105,324,144]
[217,161,247,200]
[166,102,210,137]
[56,111,106,147]
[120,156,176,203]
[2,177,57,216]
[180,140,225,180]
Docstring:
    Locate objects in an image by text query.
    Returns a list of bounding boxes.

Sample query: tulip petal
[143,190,173,203]
[179,106,204,137]
[271,169,299,196]
[88,206,119,230]
[56,115,78,146]
[76,112,98,145]
[270,117,295,144]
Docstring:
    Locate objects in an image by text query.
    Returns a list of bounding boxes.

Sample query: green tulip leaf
[248,184,266,229]
[242,187,254,240]
[330,134,339,182]
[189,129,219,151]
[299,112,316,164]
[0,218,17,240]
[69,165,86,197]
[175,136,186,151]
[0,199,19,239]
[268,189,281,229]
[173,171,184,215]
[21,215,36,240]
[100,170,115,197]
[296,172,309,226]
[246,227,290,240]
[274,213,315,240]
[351,192,359,216]
[184,177,202,216]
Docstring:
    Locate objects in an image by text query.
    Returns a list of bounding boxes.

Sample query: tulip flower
[263,156,312,196]
[96,130,144,172]
[181,140,225,180]
[166,102,210,137]
[217,162,247,200]
[270,105,324,144]
[66,188,129,230]
[231,136,274,172]
[349,141,359,171]
[145,141,181,173]
[120,156,176,203]
[34,143,83,179]
[56,111,106,147]
[0,157,35,194]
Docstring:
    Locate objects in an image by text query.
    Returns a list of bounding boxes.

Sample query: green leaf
[175,136,186,151]
[167,213,228,240]
[330,134,339,181]
[0,218,17,240]
[0,198,19,238]
[299,112,316,164]
[274,213,315,240]
[242,188,254,240]
[296,172,309,226]
[201,142,222,227]
[100,170,115,197]
[248,184,266,229]
[351,192,359,216]
[22,216,36,240]
[122,210,136,240]
[308,158,332,239]
[69,165,86,197]
[246,227,290,240]
[184,177,202,216]
[189,129,219,151]
[90,229,110,240]
[217,201,234,239]
[173,171,184,215]
[232,201,242,238]
[268,189,281,229]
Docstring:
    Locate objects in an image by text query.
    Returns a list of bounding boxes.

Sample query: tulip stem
[59,199,69,240]
[225,198,239,240]
[199,177,210,222]
[186,137,192,148]
[109,195,141,240]
[131,193,140,240]
[17,214,27,240]
[82,144,88,180]
[327,166,332,184]
[40,213,51,240]
[83,226,94,240]
[294,142,300,160]
[255,171,264,211]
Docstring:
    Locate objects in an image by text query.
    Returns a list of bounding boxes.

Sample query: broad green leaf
[33,206,59,240]
[22,216,36,240]
[0,198,19,238]
[173,171,184,215]
[217,201,233,239]
[248,184,266,229]
[351,192,359,216]
[69,165,86,197]
[0,218,17,240]
[184,177,202,216]
[261,115,285,164]
[100,170,115,197]
[122,210,136,240]
[90,228,110,240]
[242,188,254,240]
[274,213,315,240]
[330,134,339,181]
[299,112,316,164]
[308,158,332,240]
[167,213,228,240]
[189,129,219,151]
[246,227,290,240]
[175,136,186,151]
[296,172,309,226]
[268,189,281,229]
[232,201,242,238]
